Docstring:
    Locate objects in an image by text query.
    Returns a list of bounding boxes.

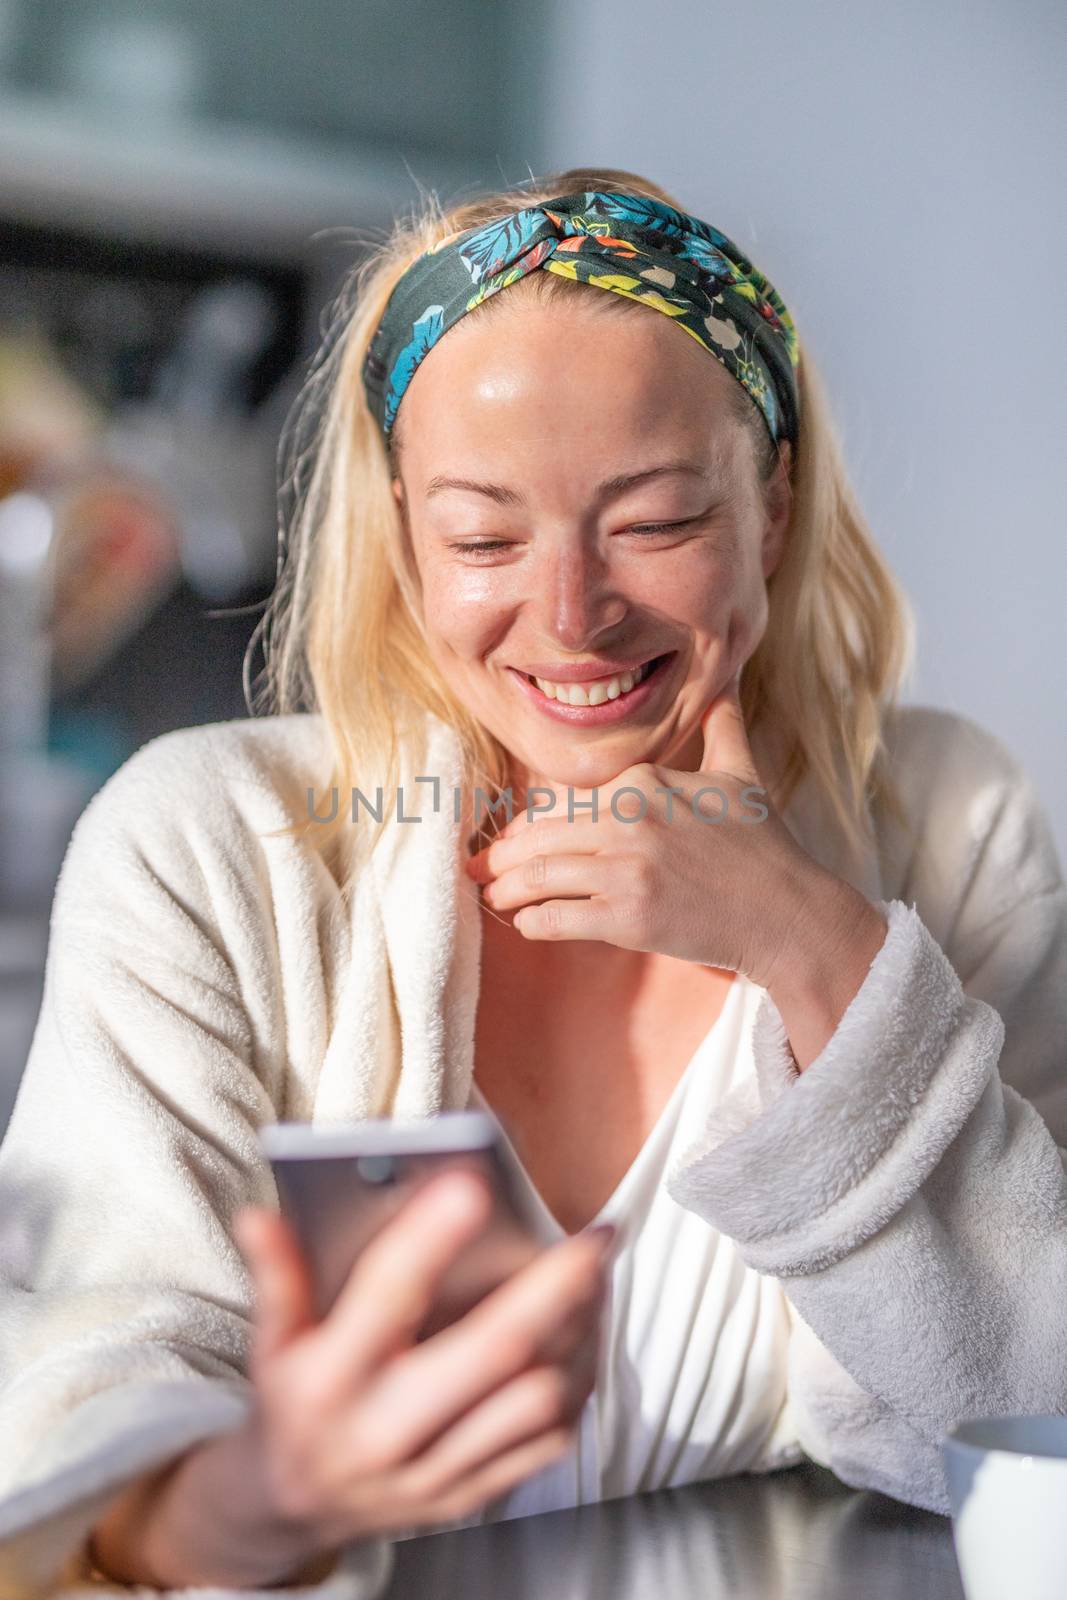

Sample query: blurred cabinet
[0,0,551,1113]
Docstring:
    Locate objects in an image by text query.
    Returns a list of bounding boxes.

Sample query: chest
[472,918,736,1234]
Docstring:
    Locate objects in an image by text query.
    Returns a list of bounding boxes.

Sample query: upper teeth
[531,659,656,705]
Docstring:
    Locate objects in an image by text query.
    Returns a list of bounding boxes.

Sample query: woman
[1,166,1066,1598]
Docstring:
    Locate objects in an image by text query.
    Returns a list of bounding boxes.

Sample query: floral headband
[361,189,801,452]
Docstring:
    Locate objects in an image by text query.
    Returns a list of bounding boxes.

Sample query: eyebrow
[424,460,714,508]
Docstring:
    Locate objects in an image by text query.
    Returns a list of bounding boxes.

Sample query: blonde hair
[248,165,916,902]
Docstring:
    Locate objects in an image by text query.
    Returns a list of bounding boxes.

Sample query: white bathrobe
[0,701,1065,1600]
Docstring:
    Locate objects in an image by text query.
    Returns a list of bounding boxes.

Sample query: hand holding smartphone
[228,1121,614,1551]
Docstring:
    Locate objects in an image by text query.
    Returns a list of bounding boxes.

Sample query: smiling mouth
[523,653,672,706]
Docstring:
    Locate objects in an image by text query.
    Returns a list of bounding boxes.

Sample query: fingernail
[587,1223,617,1251]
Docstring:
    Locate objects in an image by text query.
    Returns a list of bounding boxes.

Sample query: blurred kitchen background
[1,0,1064,1135]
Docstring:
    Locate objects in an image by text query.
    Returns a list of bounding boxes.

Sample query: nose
[537,539,627,651]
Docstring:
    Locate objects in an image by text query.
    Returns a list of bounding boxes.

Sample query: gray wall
[524,0,1067,865]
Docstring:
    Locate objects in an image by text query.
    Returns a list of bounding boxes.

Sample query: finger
[466,816,600,884]
[358,1231,609,1456]
[514,897,618,944]
[482,854,610,912]
[535,1270,608,1365]
[699,671,760,784]
[233,1206,317,1366]
[410,1425,578,1532]
[397,1355,596,1507]
[309,1169,494,1387]
[498,785,596,839]
[466,795,551,863]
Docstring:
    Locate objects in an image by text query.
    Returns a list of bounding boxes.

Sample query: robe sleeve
[666,735,1067,1515]
[0,732,394,1600]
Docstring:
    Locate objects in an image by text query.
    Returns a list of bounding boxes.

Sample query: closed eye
[447,540,512,553]
[446,515,706,556]
[627,516,706,536]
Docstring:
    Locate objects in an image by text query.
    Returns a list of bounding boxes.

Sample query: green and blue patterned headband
[361,189,800,453]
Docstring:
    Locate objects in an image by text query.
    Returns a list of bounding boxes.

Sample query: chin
[524,743,656,791]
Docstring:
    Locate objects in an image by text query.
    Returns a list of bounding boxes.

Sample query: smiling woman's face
[391,290,793,791]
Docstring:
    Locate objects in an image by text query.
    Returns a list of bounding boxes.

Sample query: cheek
[725,570,770,666]
[418,562,507,658]
[673,547,751,632]
[678,541,767,654]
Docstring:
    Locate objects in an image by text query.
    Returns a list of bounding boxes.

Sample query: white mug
[942,1415,1067,1600]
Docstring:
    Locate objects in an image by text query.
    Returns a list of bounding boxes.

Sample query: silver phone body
[260,1112,543,1337]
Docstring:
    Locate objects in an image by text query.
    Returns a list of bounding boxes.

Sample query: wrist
[770,872,887,1002]
[164,1413,326,1588]
[763,876,889,1071]
[136,1413,329,1591]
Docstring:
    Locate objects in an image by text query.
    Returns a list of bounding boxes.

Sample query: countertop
[383,1460,965,1599]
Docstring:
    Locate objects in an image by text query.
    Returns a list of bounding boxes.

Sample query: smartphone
[259,1112,545,1339]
